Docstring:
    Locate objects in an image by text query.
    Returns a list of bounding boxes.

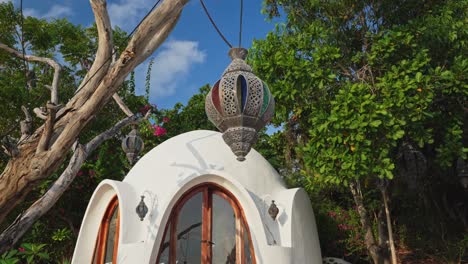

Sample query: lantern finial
[205,48,275,161]
[228,47,248,60]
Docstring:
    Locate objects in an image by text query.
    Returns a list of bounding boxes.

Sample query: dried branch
[51,0,188,152]
[0,42,61,152]
[19,106,32,142]
[0,42,61,105]
[1,137,19,157]
[32,107,47,120]
[37,102,59,152]
[125,0,188,66]
[112,94,134,117]
[0,0,188,229]
[0,114,140,253]
[74,0,113,97]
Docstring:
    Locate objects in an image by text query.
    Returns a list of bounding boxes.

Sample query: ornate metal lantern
[121,127,144,165]
[268,200,279,221]
[205,48,275,161]
[135,195,148,221]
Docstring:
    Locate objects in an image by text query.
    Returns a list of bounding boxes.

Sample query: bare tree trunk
[381,187,398,264]
[350,182,384,264]
[377,206,391,264]
[0,0,188,225]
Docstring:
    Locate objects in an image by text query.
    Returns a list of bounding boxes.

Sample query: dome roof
[124,130,285,194]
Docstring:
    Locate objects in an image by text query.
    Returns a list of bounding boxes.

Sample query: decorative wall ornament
[205,47,275,161]
[121,127,144,165]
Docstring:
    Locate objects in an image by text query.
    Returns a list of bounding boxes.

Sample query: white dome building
[72,130,322,264]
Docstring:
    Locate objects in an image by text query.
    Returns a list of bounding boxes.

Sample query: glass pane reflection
[158,222,171,264]
[243,221,253,264]
[103,206,118,264]
[176,192,203,264]
[212,194,236,264]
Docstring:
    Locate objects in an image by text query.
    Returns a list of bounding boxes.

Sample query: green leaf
[393,130,405,139]
[370,120,382,127]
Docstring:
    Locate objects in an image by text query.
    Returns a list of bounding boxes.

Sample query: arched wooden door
[156,184,256,264]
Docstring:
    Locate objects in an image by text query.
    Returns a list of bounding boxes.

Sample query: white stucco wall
[72,130,322,263]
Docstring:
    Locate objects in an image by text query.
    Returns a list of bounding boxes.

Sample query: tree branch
[0,42,61,152]
[37,102,59,152]
[74,0,113,97]
[0,114,140,253]
[0,42,61,105]
[125,0,188,66]
[19,106,32,142]
[32,107,47,120]
[0,0,188,230]
[112,94,134,117]
[51,0,188,153]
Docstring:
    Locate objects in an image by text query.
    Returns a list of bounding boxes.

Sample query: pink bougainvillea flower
[89,170,96,177]
[18,247,25,252]
[77,170,83,177]
[153,126,167,137]
[162,117,170,123]
[327,211,337,218]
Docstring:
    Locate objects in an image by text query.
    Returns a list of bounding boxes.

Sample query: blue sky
[3,0,280,109]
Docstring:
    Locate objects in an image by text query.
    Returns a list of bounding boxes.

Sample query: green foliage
[0,250,19,264]
[51,228,72,242]
[145,58,155,101]
[17,243,49,264]
[252,0,467,262]
[0,243,49,264]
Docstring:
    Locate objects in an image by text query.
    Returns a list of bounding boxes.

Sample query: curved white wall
[72,130,322,263]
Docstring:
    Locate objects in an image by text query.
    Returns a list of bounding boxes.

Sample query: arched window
[93,196,120,264]
[157,184,256,264]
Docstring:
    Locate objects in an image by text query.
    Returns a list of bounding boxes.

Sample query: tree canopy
[251,0,467,262]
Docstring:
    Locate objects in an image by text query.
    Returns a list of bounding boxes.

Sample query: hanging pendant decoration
[205,48,275,161]
[121,127,144,165]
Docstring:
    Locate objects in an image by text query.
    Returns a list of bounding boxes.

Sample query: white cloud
[23,5,72,19]
[135,40,206,98]
[108,0,154,30]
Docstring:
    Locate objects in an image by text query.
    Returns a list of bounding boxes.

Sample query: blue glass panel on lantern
[240,75,248,112]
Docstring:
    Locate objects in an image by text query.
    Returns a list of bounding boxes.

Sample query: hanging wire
[199,0,233,48]
[238,0,243,47]
[76,0,162,93]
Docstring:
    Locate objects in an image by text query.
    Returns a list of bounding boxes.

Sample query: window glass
[158,222,171,264]
[243,221,253,264]
[92,198,119,264]
[103,206,118,263]
[156,186,256,264]
[176,192,203,264]
[212,193,237,264]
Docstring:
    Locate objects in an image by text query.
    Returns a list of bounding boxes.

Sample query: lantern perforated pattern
[205,48,275,161]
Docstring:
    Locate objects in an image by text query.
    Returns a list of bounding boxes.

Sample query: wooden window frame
[156,183,256,264]
[93,196,120,264]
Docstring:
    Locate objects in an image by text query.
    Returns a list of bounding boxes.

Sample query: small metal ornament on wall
[205,48,275,161]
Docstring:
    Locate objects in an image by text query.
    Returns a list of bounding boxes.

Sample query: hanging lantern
[205,48,275,161]
[121,127,144,165]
